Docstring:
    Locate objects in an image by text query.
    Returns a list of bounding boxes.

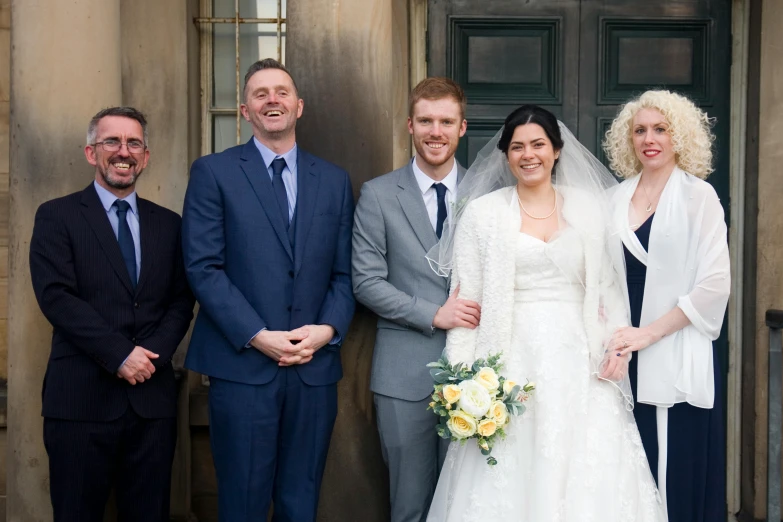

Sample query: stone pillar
[7,2,122,521]
[119,1,199,519]
[287,0,411,520]
[753,0,783,517]
[120,0,196,216]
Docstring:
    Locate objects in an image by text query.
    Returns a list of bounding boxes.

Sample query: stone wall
[0,0,11,515]
[286,0,411,520]
[6,1,199,520]
[751,0,783,518]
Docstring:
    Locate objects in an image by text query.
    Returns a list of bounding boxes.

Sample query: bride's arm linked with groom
[353,82,728,522]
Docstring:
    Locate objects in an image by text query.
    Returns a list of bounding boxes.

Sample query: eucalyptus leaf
[431,370,452,384]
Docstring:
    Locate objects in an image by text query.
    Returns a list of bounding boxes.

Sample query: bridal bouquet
[427,353,534,466]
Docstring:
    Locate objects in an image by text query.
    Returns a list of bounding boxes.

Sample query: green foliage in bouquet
[426,353,535,466]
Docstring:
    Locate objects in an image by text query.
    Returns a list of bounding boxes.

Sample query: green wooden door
[427,0,732,418]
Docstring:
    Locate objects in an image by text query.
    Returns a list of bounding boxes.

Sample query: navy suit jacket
[29,184,195,421]
[182,139,355,386]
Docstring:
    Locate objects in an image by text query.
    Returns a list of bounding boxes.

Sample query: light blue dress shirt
[94,181,141,371]
[253,137,298,223]
[246,139,340,348]
[93,180,141,279]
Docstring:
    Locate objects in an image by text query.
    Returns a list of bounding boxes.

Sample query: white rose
[457,379,493,418]
[447,410,478,439]
[474,367,500,392]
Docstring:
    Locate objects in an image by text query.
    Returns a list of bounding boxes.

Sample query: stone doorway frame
[410,0,751,518]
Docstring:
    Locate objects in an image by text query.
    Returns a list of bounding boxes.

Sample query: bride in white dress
[426,106,667,522]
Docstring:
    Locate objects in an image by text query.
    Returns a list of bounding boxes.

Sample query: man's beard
[99,166,141,189]
[415,140,454,167]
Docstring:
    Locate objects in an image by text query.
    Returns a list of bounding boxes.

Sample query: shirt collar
[411,157,459,195]
[253,137,298,171]
[93,180,138,215]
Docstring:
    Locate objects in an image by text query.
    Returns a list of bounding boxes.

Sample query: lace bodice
[514,228,585,304]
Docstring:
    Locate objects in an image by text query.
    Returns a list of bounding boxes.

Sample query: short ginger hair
[409,77,467,120]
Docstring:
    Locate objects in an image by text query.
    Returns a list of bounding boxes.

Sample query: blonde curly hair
[603,90,715,179]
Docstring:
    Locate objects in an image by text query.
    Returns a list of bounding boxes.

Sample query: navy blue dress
[625,214,726,521]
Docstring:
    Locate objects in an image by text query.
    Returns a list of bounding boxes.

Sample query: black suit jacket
[30,183,195,422]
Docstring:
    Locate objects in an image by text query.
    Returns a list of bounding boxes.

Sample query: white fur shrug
[444,186,629,375]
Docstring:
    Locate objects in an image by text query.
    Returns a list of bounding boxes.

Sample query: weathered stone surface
[285,0,411,520]
[753,0,783,517]
[7,2,122,521]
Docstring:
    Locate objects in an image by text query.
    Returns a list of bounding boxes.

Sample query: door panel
[428,0,580,165]
[578,0,732,212]
[427,0,732,442]
[428,1,731,211]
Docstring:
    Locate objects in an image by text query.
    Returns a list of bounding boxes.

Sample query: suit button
[288,270,294,278]
[131,337,136,343]
[287,306,292,312]
[134,302,139,309]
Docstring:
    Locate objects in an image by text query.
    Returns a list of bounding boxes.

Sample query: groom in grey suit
[352,78,481,522]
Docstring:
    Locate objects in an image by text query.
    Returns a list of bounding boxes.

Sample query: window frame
[196,0,286,154]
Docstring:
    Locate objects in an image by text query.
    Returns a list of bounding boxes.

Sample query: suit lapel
[238,139,294,261]
[79,185,135,295]
[397,163,438,252]
[293,149,320,275]
[134,198,157,295]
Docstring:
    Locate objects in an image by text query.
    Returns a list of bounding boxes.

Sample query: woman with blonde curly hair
[603,90,730,521]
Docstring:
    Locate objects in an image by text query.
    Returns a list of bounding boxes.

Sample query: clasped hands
[599,326,656,381]
[117,346,159,385]
[251,324,335,366]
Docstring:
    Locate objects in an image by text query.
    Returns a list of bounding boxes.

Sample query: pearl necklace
[519,187,557,220]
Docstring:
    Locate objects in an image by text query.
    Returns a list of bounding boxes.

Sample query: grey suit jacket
[352,161,465,401]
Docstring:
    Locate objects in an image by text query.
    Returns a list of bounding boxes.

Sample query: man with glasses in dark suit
[29,106,195,522]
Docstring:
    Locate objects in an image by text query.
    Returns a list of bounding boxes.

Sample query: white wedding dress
[427,227,667,522]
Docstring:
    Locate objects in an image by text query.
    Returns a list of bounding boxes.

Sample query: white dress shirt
[411,157,459,232]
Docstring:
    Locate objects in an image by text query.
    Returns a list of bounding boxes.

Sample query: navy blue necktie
[433,183,448,239]
[113,200,137,289]
[271,158,289,229]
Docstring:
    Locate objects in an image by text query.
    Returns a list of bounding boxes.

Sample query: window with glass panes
[197,0,287,153]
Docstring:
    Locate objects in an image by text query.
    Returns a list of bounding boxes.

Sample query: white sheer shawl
[611,167,730,408]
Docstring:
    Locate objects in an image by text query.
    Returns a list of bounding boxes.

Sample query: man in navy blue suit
[182,58,355,522]
[30,107,195,522]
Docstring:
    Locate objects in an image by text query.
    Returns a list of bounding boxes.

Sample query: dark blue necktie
[113,200,137,289]
[271,158,289,229]
[433,183,448,239]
